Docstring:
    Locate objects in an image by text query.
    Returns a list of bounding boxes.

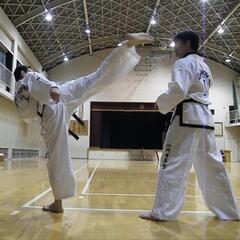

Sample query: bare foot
[139,212,166,221]
[125,33,154,47]
[42,200,63,213]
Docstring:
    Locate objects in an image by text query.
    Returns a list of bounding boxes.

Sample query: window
[0,47,6,66]
[0,43,13,71]
[0,43,13,95]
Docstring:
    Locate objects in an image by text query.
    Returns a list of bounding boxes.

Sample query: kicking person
[140,31,240,221]
[14,33,154,213]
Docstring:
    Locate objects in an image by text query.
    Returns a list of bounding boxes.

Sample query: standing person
[14,33,154,213]
[140,31,240,221]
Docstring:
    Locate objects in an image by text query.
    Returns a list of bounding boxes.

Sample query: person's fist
[50,87,60,103]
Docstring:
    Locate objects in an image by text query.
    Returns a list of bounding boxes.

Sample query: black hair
[174,31,200,52]
[14,65,29,82]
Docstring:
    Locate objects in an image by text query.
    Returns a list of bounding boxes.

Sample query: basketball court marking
[23,205,213,215]
[21,162,239,216]
[81,161,100,194]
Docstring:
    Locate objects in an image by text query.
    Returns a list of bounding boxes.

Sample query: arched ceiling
[0,0,239,72]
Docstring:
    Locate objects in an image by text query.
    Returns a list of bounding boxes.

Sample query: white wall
[48,48,240,161]
[207,61,240,162]
[0,96,46,156]
[0,7,46,158]
[233,76,240,108]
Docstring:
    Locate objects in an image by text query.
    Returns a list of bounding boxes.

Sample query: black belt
[69,112,86,140]
[36,103,85,141]
[170,98,214,130]
[37,102,46,118]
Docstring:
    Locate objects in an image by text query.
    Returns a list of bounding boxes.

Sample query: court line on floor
[22,163,89,208]
[80,193,155,197]
[80,192,240,200]
[80,192,204,198]
[23,205,213,215]
[81,161,100,195]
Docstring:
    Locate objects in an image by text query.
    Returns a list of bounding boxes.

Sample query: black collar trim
[182,51,197,58]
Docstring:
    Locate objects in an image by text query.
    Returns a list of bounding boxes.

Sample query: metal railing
[0,63,13,94]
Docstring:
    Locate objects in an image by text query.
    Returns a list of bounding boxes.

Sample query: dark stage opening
[90,102,172,150]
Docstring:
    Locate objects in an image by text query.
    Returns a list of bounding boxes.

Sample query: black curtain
[98,111,171,149]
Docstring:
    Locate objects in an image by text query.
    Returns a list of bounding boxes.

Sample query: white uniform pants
[42,103,75,200]
[151,116,240,220]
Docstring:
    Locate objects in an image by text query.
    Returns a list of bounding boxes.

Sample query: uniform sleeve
[156,65,193,114]
[59,42,141,104]
[26,72,58,104]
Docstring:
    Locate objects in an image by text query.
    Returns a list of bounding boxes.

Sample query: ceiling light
[170,41,175,48]
[150,18,156,25]
[64,55,69,62]
[217,26,224,34]
[225,57,231,63]
[45,12,52,21]
[85,28,91,34]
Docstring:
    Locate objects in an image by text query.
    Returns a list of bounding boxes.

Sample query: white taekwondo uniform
[14,44,140,200]
[153,53,240,220]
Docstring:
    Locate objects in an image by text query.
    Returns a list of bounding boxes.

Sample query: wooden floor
[0,158,240,240]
